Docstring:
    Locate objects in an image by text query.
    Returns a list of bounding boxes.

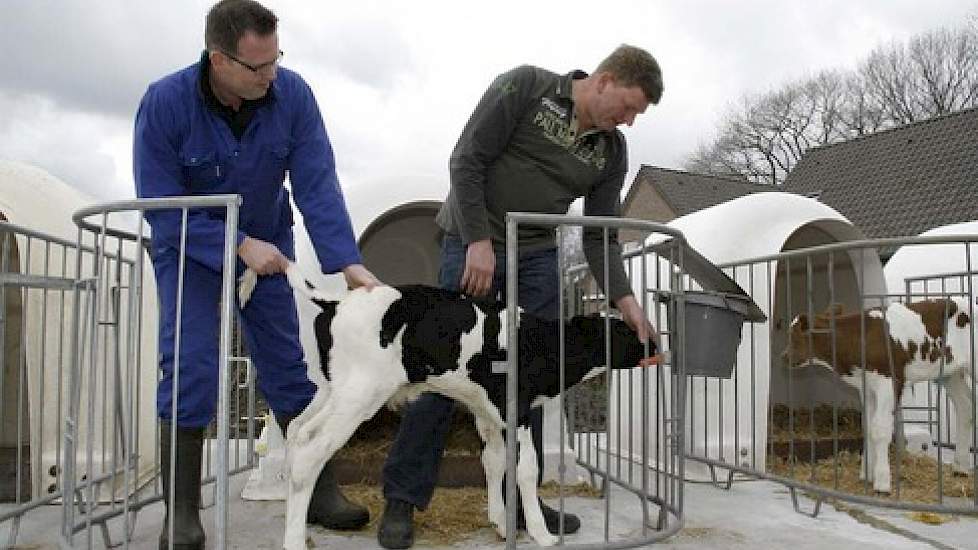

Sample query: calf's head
[566,315,651,370]
[783,307,840,369]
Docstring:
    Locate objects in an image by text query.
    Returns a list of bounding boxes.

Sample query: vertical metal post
[61,227,88,547]
[674,242,687,515]
[639,236,650,535]
[602,226,613,541]
[504,215,519,550]
[166,208,190,550]
[215,196,239,549]
[555,224,567,543]
[966,243,977,504]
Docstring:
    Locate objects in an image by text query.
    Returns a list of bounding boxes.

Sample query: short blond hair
[595,44,663,104]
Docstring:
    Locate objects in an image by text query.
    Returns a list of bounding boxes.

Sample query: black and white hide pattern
[238,265,649,549]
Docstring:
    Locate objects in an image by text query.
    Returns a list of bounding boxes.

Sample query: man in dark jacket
[134,1,379,548]
[378,44,663,549]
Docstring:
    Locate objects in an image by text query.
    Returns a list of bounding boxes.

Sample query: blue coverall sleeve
[133,84,244,272]
[286,78,362,274]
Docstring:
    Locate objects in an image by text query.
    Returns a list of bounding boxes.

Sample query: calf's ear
[791,314,809,332]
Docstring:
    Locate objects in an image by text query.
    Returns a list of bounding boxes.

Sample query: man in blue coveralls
[133,1,379,548]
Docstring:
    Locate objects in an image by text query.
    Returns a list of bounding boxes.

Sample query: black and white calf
[238,265,650,549]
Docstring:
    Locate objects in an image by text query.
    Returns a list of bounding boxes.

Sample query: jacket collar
[555,70,588,100]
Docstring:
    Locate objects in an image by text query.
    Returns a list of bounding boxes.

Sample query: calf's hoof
[952,463,974,476]
[517,499,581,535]
[281,535,308,550]
[491,520,507,539]
[533,533,560,547]
[378,499,415,549]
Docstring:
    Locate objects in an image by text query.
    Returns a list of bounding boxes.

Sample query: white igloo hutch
[0,160,159,502]
[607,192,888,478]
[884,220,978,466]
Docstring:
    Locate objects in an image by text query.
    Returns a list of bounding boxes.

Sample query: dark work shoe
[378,499,415,549]
[517,498,581,535]
[306,461,369,530]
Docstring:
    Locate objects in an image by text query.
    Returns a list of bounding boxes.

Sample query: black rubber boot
[517,498,581,535]
[377,498,415,549]
[275,413,369,530]
[159,422,205,550]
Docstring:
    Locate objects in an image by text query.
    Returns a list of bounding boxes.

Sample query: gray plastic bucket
[678,291,749,378]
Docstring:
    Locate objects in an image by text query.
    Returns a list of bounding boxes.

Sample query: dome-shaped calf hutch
[605,192,886,478]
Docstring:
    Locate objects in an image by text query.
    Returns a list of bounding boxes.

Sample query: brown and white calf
[239,265,650,549]
[785,297,976,493]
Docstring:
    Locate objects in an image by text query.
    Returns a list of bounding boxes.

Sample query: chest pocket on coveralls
[182,151,227,192]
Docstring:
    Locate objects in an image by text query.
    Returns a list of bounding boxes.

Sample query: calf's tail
[237,262,337,310]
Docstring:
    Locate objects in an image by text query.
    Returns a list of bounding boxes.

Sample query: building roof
[623,165,771,218]
[782,107,978,240]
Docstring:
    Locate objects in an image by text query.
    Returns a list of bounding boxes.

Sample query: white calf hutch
[594,192,976,516]
[884,221,978,486]
[0,161,160,531]
[605,193,884,477]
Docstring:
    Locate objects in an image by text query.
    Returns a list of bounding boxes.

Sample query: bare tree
[685,23,978,185]
[687,77,844,185]
[837,71,888,136]
[912,27,978,112]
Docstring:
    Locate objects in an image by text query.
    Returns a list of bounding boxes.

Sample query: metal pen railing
[503,212,686,549]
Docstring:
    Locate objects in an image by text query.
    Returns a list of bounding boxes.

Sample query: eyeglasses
[222,50,284,74]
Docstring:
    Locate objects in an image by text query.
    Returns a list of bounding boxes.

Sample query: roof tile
[783,107,978,241]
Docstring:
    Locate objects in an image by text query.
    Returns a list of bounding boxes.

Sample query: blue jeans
[382,234,557,509]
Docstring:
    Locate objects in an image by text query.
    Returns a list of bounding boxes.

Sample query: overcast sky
[2,0,976,235]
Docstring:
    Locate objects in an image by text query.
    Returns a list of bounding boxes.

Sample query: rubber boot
[159,422,205,550]
[275,413,369,530]
[377,498,415,549]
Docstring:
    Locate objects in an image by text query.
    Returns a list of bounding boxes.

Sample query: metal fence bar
[506,211,686,549]
[1,196,261,549]
[503,215,519,550]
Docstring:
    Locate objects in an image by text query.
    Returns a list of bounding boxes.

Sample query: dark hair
[595,44,663,104]
[205,0,278,55]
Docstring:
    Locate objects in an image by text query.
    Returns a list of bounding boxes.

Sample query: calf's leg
[475,416,507,538]
[276,412,368,530]
[283,378,399,550]
[868,376,894,493]
[847,376,875,485]
[945,370,976,474]
[516,427,558,547]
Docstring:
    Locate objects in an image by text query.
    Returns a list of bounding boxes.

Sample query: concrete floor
[4,471,977,550]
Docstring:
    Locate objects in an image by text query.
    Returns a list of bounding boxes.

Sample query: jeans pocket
[438,235,468,290]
